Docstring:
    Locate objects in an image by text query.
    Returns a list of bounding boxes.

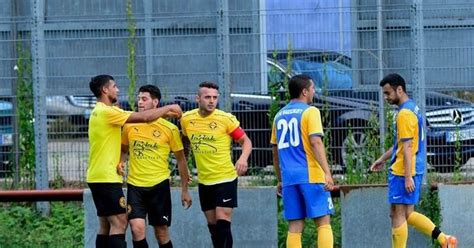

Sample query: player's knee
[154,226,170,244]
[130,222,146,238]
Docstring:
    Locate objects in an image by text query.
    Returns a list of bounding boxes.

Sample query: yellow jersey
[87,102,131,183]
[180,109,239,185]
[122,118,183,187]
[391,106,420,176]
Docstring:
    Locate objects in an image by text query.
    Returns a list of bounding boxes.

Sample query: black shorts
[127,180,172,227]
[88,183,127,217]
[198,178,238,212]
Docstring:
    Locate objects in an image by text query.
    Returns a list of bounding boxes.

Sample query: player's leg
[97,217,110,248]
[301,183,334,248]
[282,184,306,248]
[153,225,172,248]
[89,183,127,248]
[287,220,305,248]
[107,213,128,248]
[214,179,238,248]
[199,182,218,247]
[405,175,457,247]
[148,180,173,248]
[128,184,149,248]
[391,204,408,248]
[388,173,413,248]
[314,215,332,248]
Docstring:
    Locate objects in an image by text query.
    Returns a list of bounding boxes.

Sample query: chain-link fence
[0,0,473,189]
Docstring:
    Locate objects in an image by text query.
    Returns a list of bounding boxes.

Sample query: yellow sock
[406,211,447,244]
[286,232,302,248]
[407,212,435,235]
[392,222,408,248]
[317,224,333,248]
[437,233,447,246]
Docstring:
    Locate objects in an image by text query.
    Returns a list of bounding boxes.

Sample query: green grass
[0,202,83,248]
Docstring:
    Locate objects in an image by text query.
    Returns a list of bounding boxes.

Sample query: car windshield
[281,59,353,90]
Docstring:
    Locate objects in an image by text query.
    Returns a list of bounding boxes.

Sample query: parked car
[268,50,474,171]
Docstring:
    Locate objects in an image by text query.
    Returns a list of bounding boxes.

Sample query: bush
[0,202,83,247]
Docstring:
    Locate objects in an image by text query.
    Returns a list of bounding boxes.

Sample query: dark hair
[379,73,406,93]
[288,74,313,99]
[89,75,114,98]
[138,84,162,101]
[199,81,219,91]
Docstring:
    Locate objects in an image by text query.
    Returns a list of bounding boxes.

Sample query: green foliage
[320,54,333,165]
[15,43,35,188]
[453,126,462,182]
[126,0,137,111]
[0,202,84,247]
[268,43,292,126]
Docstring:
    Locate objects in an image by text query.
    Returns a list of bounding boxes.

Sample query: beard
[109,95,117,104]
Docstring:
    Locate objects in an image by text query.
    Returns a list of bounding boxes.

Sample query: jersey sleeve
[397,109,417,141]
[303,107,324,136]
[107,106,132,126]
[270,120,277,145]
[225,113,241,134]
[170,126,184,152]
[121,125,130,146]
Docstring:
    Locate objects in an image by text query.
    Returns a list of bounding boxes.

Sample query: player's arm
[402,140,415,192]
[125,104,182,123]
[232,127,252,176]
[271,145,282,196]
[181,133,191,158]
[370,146,393,172]
[309,135,334,191]
[117,144,128,176]
[173,150,192,209]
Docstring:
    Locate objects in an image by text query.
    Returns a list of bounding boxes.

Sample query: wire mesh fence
[0,0,473,189]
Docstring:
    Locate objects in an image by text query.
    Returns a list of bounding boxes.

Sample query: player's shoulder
[214,109,238,124]
[156,118,179,131]
[182,109,199,120]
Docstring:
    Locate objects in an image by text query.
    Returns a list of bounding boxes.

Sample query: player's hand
[276,181,282,197]
[235,158,248,176]
[181,191,192,210]
[324,174,334,191]
[405,176,415,193]
[370,158,385,172]
[116,161,125,176]
[187,171,193,185]
[164,104,183,119]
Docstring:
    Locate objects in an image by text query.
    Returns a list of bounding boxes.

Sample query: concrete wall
[341,186,431,248]
[84,187,277,248]
[439,184,474,248]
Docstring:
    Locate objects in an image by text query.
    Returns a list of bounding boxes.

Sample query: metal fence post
[144,0,153,85]
[31,0,49,215]
[377,0,386,152]
[259,0,268,95]
[412,0,428,177]
[217,0,231,111]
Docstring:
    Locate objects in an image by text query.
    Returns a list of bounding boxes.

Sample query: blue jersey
[390,99,426,176]
[270,101,325,186]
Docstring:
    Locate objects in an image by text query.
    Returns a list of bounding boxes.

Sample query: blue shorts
[388,173,423,205]
[282,183,334,220]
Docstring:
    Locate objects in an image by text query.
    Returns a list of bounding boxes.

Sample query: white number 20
[277,118,300,149]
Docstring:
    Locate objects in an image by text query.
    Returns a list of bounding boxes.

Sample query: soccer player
[370,73,457,248]
[271,75,335,248]
[119,84,192,248]
[87,75,182,248]
[180,81,252,248]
